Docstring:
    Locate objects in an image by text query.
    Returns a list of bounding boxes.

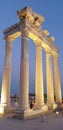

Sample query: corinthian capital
[21,29,29,38]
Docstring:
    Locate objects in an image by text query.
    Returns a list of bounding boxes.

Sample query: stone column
[53,55,62,103]
[1,37,12,107]
[35,45,44,108]
[46,50,55,106]
[19,30,29,110]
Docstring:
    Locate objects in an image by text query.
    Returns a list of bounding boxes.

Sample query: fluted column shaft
[19,30,29,110]
[1,37,12,106]
[35,45,44,108]
[53,55,62,103]
[46,51,54,104]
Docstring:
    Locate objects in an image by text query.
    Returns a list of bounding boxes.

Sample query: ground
[0,112,63,130]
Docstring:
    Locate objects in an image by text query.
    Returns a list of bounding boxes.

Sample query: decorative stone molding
[48,36,55,43]
[42,30,50,36]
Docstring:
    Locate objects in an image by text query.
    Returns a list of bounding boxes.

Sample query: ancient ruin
[0,7,62,118]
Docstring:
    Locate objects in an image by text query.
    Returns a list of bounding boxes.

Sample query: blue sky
[0,0,63,96]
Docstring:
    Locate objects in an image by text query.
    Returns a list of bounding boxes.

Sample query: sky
[0,0,63,96]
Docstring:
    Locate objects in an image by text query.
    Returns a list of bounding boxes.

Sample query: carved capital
[4,36,13,43]
[21,29,29,38]
[33,39,42,47]
[53,53,58,58]
[45,49,52,55]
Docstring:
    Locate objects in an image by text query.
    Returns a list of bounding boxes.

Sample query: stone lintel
[28,25,58,53]
[3,22,21,40]
[4,22,20,34]
[3,19,58,55]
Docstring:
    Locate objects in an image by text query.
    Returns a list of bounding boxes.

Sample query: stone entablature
[4,18,58,56]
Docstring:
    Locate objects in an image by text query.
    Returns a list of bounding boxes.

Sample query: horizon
[0,1,63,97]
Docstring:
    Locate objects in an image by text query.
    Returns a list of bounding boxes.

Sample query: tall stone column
[46,50,55,106]
[1,37,12,107]
[19,30,29,110]
[53,55,62,103]
[35,45,44,108]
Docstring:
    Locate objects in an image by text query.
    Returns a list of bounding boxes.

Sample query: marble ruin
[0,7,62,118]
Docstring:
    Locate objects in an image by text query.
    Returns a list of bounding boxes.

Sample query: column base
[56,102,62,109]
[56,102,62,106]
[46,102,57,110]
[0,104,48,119]
[0,103,13,115]
[33,103,48,111]
[18,104,30,111]
[12,106,48,119]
